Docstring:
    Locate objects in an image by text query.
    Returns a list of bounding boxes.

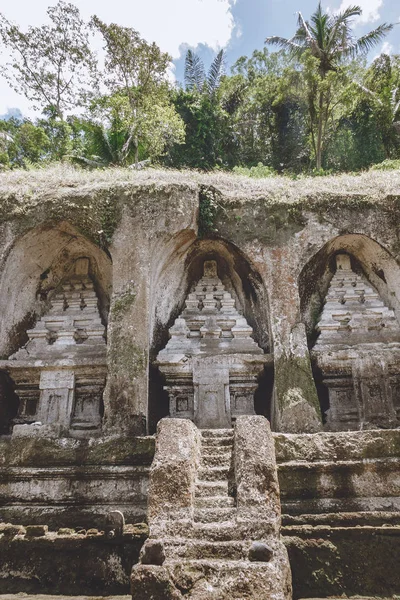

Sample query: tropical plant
[184,49,225,96]
[0,1,95,118]
[360,54,400,157]
[266,2,393,168]
[91,16,184,166]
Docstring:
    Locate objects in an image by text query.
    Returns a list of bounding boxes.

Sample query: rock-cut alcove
[148,236,273,433]
[0,222,112,437]
[299,234,400,430]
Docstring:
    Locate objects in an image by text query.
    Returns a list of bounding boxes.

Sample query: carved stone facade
[0,176,399,598]
[313,253,400,430]
[0,257,107,437]
[157,261,270,428]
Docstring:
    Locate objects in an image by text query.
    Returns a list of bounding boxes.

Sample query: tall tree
[0,1,95,118]
[91,16,183,166]
[266,2,393,169]
[361,53,400,158]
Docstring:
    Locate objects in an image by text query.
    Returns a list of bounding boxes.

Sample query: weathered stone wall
[0,170,400,597]
[1,174,400,434]
[0,435,154,527]
[0,523,147,594]
[275,429,400,598]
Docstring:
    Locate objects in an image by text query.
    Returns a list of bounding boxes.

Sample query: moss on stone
[0,434,155,467]
[274,353,321,414]
[111,288,137,320]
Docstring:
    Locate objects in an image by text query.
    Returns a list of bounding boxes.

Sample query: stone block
[140,539,166,565]
[104,509,125,537]
[25,524,48,537]
[234,415,280,520]
[131,565,182,600]
[147,418,201,527]
[12,423,62,437]
[248,541,273,562]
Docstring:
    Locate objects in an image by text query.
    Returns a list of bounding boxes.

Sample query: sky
[0,0,399,118]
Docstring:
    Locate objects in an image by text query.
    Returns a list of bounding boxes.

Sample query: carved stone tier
[312,253,400,430]
[0,258,107,437]
[157,261,270,428]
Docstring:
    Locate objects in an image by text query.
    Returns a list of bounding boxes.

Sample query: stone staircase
[195,429,235,520]
[164,429,242,564]
[131,417,292,599]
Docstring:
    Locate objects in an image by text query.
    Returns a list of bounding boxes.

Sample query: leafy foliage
[0,1,398,176]
[266,2,393,168]
[89,17,184,166]
[0,1,95,118]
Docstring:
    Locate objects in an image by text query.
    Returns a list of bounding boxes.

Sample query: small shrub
[370,159,400,171]
[232,163,276,179]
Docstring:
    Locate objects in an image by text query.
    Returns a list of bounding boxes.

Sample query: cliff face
[0,166,399,597]
[1,165,400,433]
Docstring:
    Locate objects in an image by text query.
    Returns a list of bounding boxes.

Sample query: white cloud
[0,0,236,116]
[336,0,383,24]
[372,40,393,60]
[381,41,393,54]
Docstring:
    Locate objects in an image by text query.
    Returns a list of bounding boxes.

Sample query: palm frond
[335,5,362,24]
[207,49,225,94]
[297,10,324,59]
[326,6,360,53]
[351,23,394,56]
[184,49,205,92]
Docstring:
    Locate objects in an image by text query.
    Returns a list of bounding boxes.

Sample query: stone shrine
[156,261,269,428]
[0,257,107,437]
[0,173,399,599]
[312,253,400,430]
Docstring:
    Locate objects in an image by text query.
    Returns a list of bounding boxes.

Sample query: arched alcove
[299,234,400,430]
[148,235,273,432]
[0,221,112,359]
[0,222,112,436]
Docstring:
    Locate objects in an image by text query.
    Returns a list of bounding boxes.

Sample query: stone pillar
[233,415,292,598]
[147,418,201,534]
[104,187,199,435]
[274,323,322,433]
[104,211,151,435]
[234,415,281,533]
[265,247,322,433]
[131,418,201,599]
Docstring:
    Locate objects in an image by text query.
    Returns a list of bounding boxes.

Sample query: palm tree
[184,49,225,96]
[266,3,393,169]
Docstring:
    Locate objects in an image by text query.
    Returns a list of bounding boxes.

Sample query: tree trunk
[316,90,324,170]
[134,137,139,169]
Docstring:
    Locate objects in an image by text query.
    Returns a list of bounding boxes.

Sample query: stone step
[201,436,233,448]
[194,506,236,523]
[198,466,230,481]
[190,521,240,542]
[202,444,232,457]
[201,453,231,468]
[195,480,228,497]
[200,429,234,438]
[167,558,280,590]
[195,495,235,508]
[165,539,246,560]
[166,521,240,542]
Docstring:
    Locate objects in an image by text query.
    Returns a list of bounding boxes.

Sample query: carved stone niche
[0,257,107,438]
[312,253,400,431]
[156,260,271,429]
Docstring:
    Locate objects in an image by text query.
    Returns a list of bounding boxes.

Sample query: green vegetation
[266,2,392,169]
[0,1,398,175]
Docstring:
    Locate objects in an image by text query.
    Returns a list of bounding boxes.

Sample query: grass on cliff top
[0,162,400,203]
